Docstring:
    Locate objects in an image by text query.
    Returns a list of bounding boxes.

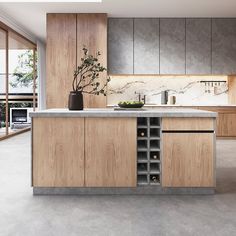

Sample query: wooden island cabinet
[31,108,217,194]
[85,118,136,187]
[33,117,85,187]
[32,117,137,188]
[162,118,215,187]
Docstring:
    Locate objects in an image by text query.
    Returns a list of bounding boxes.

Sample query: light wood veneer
[228,75,236,104]
[46,14,77,108]
[162,117,214,131]
[162,133,214,187]
[46,13,107,109]
[77,13,107,108]
[198,107,236,137]
[33,118,85,187]
[85,118,137,187]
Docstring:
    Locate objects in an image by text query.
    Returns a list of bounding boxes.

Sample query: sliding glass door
[0,28,7,138]
[0,24,37,139]
[8,31,37,133]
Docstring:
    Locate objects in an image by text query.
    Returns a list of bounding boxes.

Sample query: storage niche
[137,117,161,186]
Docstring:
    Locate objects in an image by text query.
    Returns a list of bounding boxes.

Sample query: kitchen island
[30,108,217,195]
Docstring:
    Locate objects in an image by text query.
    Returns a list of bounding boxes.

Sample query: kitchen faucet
[135,91,146,104]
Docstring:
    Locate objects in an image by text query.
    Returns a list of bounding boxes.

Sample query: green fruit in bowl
[118,101,144,108]
[118,101,144,105]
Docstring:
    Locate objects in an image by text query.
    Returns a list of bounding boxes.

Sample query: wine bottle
[151,176,158,183]
[140,132,145,137]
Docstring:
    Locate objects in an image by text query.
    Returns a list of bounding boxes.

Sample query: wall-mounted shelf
[137,117,161,186]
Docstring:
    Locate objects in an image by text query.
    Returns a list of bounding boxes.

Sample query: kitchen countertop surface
[108,104,236,107]
[30,108,217,118]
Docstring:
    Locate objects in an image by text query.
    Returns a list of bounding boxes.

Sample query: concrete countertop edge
[29,108,218,118]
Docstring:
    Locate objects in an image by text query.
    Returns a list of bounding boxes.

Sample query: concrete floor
[0,132,236,236]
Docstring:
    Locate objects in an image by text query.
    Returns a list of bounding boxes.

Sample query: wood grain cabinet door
[217,113,236,137]
[46,14,77,108]
[162,133,214,187]
[85,118,137,187]
[33,118,85,187]
[77,13,107,108]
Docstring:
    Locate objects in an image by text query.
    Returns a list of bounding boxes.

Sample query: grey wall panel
[108,18,133,74]
[186,19,211,74]
[134,18,159,74]
[160,18,185,74]
[212,19,236,74]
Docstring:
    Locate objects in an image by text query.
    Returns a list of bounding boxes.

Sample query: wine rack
[137,117,161,186]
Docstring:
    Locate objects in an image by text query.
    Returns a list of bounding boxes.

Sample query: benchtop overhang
[30,108,217,118]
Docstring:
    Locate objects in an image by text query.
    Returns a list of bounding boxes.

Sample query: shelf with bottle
[137,128,148,139]
[150,151,160,162]
[150,175,160,185]
[137,116,162,187]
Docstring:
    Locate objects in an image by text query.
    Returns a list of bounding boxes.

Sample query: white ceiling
[0,0,236,42]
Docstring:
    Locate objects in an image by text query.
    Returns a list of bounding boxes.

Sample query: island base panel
[33,187,215,195]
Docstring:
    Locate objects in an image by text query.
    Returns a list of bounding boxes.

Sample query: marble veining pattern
[107,76,228,106]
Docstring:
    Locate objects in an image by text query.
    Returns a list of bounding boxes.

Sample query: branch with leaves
[72,47,110,96]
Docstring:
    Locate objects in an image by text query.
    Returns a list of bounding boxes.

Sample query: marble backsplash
[107,75,229,106]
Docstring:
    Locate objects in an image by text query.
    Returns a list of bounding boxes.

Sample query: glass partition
[0,25,37,139]
[0,28,7,138]
[8,31,37,133]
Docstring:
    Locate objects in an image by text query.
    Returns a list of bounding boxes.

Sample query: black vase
[68,91,83,110]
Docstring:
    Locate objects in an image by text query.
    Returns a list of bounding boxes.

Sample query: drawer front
[162,118,215,131]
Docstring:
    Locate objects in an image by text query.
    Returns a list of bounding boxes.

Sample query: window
[0,23,37,139]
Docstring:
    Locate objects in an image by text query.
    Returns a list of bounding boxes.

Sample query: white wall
[37,40,46,110]
[0,9,36,43]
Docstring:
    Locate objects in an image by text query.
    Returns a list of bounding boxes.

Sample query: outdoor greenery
[0,103,32,127]
[72,47,110,95]
[10,50,37,89]
[0,50,36,128]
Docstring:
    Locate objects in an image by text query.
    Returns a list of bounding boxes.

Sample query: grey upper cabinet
[134,18,159,74]
[186,19,211,74]
[160,18,186,74]
[108,18,133,74]
[212,19,236,75]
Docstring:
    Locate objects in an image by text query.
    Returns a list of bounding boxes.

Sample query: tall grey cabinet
[108,18,133,74]
[212,18,236,74]
[160,18,186,74]
[186,18,211,74]
[134,18,159,74]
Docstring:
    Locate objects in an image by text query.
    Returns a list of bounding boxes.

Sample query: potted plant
[68,46,110,110]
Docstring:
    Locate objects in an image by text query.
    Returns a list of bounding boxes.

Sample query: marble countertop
[30,108,217,118]
[107,104,236,107]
